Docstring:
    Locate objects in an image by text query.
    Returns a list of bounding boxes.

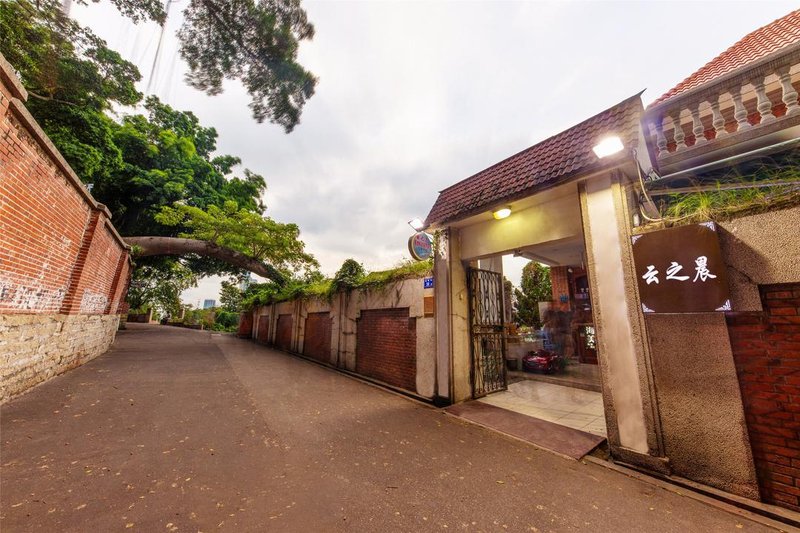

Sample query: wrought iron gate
[468,268,507,397]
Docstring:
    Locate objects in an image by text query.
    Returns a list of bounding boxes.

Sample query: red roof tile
[652,9,800,106]
[424,94,643,226]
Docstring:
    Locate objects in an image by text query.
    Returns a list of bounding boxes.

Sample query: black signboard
[631,222,731,314]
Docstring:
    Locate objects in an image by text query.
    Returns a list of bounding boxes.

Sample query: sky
[73,0,798,305]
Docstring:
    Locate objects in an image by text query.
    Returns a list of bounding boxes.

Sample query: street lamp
[492,207,511,220]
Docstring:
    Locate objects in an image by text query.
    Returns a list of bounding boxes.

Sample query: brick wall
[550,266,570,311]
[0,53,131,402]
[303,312,331,363]
[256,315,270,344]
[237,311,254,338]
[275,314,293,352]
[356,308,416,392]
[727,283,800,511]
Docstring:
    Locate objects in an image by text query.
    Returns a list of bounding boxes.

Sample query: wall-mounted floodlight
[592,136,624,158]
[408,218,425,231]
[492,207,511,220]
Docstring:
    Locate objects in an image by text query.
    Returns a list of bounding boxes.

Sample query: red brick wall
[303,312,331,363]
[550,266,570,311]
[356,308,416,392]
[256,315,270,344]
[0,63,130,316]
[727,283,800,511]
[275,314,293,352]
[237,311,254,338]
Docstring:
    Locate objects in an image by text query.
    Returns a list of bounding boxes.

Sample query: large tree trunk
[125,237,285,284]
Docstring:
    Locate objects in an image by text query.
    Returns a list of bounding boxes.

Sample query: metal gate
[468,268,507,397]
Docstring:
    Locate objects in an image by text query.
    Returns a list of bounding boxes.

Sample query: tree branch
[125,236,286,285]
[26,90,79,107]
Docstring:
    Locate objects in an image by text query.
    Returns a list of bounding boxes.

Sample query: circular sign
[408,232,433,261]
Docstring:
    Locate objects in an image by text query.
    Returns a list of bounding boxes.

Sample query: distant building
[202,299,216,309]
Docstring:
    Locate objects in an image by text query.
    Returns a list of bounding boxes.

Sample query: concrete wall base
[611,445,672,475]
[0,313,120,403]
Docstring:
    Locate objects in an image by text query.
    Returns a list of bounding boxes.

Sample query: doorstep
[445,401,605,460]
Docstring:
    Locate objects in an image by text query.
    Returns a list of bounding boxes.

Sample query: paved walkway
[0,324,780,532]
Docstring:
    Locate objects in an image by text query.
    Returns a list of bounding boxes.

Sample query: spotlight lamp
[492,207,511,220]
[408,218,425,231]
[592,136,624,158]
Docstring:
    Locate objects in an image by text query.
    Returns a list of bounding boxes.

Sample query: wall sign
[631,222,731,313]
[408,232,433,261]
[424,277,434,289]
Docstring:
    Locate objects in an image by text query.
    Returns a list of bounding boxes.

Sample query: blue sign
[424,277,434,289]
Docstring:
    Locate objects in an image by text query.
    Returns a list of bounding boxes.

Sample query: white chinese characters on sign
[642,256,717,285]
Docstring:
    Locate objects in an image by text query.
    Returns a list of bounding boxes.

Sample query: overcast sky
[74,0,797,305]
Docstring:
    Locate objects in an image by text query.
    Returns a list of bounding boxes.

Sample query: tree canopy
[514,262,552,328]
[0,0,319,314]
[80,0,318,130]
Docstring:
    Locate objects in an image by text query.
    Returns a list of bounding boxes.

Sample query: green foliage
[177,0,317,130]
[156,200,318,278]
[127,261,198,317]
[213,309,240,331]
[514,262,552,328]
[241,259,433,309]
[219,280,244,312]
[331,259,366,292]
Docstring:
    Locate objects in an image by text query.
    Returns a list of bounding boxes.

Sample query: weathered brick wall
[727,283,800,511]
[275,314,293,351]
[256,314,270,344]
[237,311,254,338]
[356,308,416,392]
[303,312,331,363]
[0,53,131,402]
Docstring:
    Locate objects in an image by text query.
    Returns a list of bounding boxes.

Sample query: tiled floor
[477,380,607,437]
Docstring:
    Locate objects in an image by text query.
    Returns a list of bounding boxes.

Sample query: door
[468,267,507,397]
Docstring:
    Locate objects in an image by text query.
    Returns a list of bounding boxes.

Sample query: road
[0,324,781,532]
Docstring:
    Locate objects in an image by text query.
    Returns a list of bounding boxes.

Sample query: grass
[650,151,800,226]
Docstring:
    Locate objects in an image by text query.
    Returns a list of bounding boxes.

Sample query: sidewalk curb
[583,455,799,532]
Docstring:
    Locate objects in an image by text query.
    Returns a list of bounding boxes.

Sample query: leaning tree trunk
[124,237,285,285]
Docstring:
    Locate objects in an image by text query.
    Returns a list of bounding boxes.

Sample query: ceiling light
[492,207,511,220]
[592,136,624,158]
[408,218,425,231]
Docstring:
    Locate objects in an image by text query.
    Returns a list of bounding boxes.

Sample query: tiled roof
[424,93,644,226]
[652,9,800,106]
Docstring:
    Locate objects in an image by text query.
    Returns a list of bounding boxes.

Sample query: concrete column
[580,172,665,467]
[433,228,472,403]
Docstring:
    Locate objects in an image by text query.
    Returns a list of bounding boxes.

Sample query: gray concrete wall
[638,206,800,499]
[646,313,759,499]
[718,206,800,311]
[1,314,120,402]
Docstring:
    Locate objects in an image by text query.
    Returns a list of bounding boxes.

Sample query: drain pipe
[647,136,800,188]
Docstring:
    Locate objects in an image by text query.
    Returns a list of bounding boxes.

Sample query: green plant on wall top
[650,150,800,226]
[241,258,433,309]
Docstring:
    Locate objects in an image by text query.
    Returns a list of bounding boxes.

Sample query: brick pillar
[104,250,129,315]
[59,209,102,315]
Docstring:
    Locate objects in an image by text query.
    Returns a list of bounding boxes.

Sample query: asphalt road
[0,324,782,532]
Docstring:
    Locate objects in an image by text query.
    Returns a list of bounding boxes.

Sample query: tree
[219,280,244,312]
[514,262,552,328]
[152,200,318,280]
[77,0,317,130]
[126,261,197,317]
[1,1,317,309]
